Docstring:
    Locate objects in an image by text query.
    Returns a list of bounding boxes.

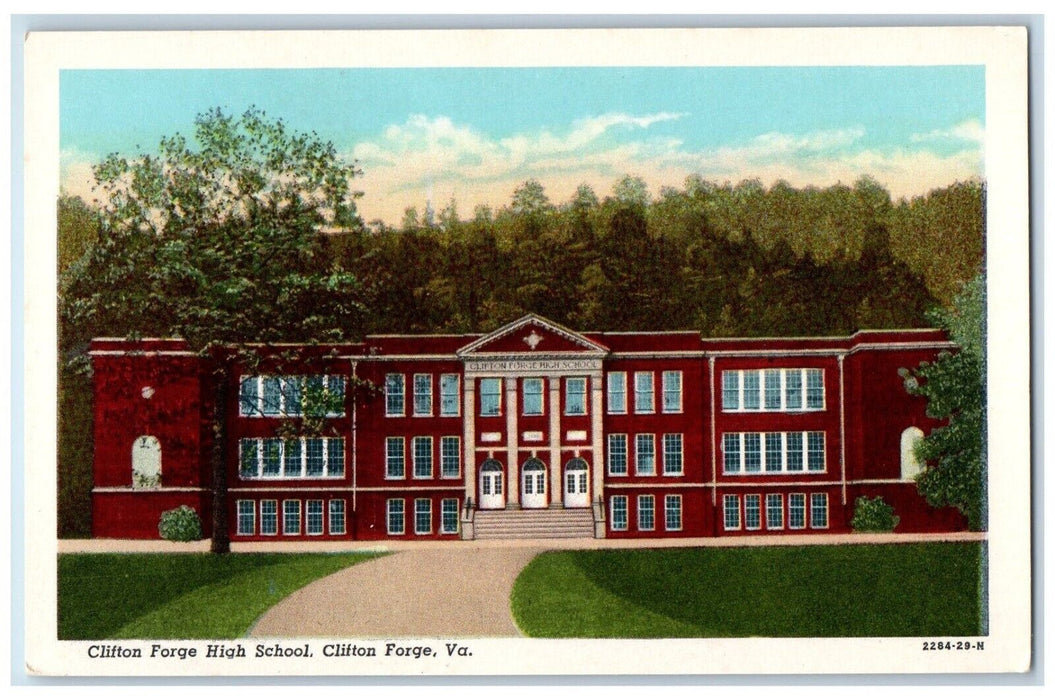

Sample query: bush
[851,496,900,532]
[158,506,204,542]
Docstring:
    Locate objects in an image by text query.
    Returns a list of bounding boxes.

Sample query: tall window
[662,371,682,413]
[811,493,829,528]
[607,434,628,475]
[305,438,325,476]
[283,500,301,535]
[744,494,761,530]
[415,498,432,535]
[765,433,783,472]
[723,495,741,530]
[766,494,784,530]
[413,436,433,478]
[440,374,460,417]
[723,433,741,474]
[565,377,587,416]
[786,432,804,472]
[441,499,459,534]
[786,371,802,410]
[611,495,628,531]
[743,371,761,410]
[662,434,683,475]
[480,378,502,417]
[262,438,281,476]
[637,495,655,531]
[413,374,432,416]
[385,437,405,479]
[634,372,655,413]
[635,434,656,476]
[744,433,762,472]
[237,501,255,536]
[523,378,544,416]
[807,432,826,471]
[665,494,682,531]
[262,377,282,416]
[721,371,740,411]
[764,369,782,410]
[329,500,346,535]
[387,499,405,535]
[306,500,324,535]
[385,374,405,417]
[607,372,627,414]
[806,369,825,409]
[440,436,461,478]
[789,494,806,529]
[260,500,278,535]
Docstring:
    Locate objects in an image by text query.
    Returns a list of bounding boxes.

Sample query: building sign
[465,357,602,374]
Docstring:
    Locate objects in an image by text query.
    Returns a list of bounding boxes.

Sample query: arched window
[900,427,925,480]
[132,435,162,489]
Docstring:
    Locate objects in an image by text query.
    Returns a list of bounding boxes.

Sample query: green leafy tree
[903,275,986,530]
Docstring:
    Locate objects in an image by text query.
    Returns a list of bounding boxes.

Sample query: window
[745,494,761,530]
[239,377,259,416]
[744,433,762,472]
[262,438,282,476]
[764,369,782,410]
[607,372,627,414]
[637,495,655,531]
[441,499,459,534]
[413,436,433,479]
[237,501,255,536]
[665,494,682,531]
[807,432,826,471]
[721,371,740,411]
[721,432,825,475]
[806,369,824,409]
[328,438,345,477]
[786,371,802,410]
[786,432,804,472]
[262,377,282,416]
[440,436,460,478]
[721,369,824,413]
[663,434,683,476]
[283,500,301,535]
[283,439,301,477]
[607,434,628,475]
[329,500,346,535]
[523,378,544,416]
[765,433,783,472]
[723,433,741,474]
[415,498,432,535]
[480,378,502,417]
[723,495,741,530]
[635,434,656,476]
[261,500,278,535]
[811,493,829,529]
[766,494,784,530]
[238,437,345,479]
[789,494,806,529]
[305,438,325,476]
[610,496,628,531]
[239,376,345,417]
[662,371,682,413]
[385,374,405,417]
[440,374,460,417]
[386,499,405,535]
[565,377,587,416]
[743,371,761,410]
[413,374,432,416]
[385,437,405,479]
[306,500,324,535]
[634,372,655,413]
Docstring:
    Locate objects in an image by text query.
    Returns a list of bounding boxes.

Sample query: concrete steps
[473,507,594,540]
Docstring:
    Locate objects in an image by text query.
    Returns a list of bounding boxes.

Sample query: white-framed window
[634,372,655,414]
[283,500,301,535]
[662,434,683,476]
[637,494,655,531]
[240,437,345,479]
[415,498,432,535]
[565,377,587,416]
[412,436,433,479]
[765,433,783,473]
[786,432,804,471]
[744,433,762,472]
[789,493,806,529]
[440,374,460,417]
[260,500,278,536]
[721,432,827,475]
[743,371,761,410]
[306,500,324,536]
[607,434,628,475]
[440,436,461,478]
[329,500,346,535]
[807,432,826,471]
[607,372,627,414]
[635,434,656,476]
[721,369,825,413]
[806,369,825,410]
[413,374,432,416]
[662,371,682,413]
[441,498,459,534]
[236,500,255,536]
[480,378,502,417]
[385,374,405,417]
[766,494,784,530]
[385,437,405,479]
[664,494,682,531]
[811,493,829,529]
[744,494,761,530]
[523,378,544,416]
[386,498,405,535]
[239,375,345,418]
[723,494,741,531]
[610,495,628,531]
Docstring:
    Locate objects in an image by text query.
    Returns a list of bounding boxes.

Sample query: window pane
[523,378,543,415]
[329,500,346,535]
[807,432,825,471]
[634,373,654,413]
[806,369,824,409]
[723,495,740,530]
[326,375,345,416]
[237,501,255,535]
[811,493,828,528]
[662,371,682,413]
[240,439,258,478]
[743,371,760,410]
[262,377,282,416]
[441,436,460,478]
[722,371,740,410]
[385,374,404,416]
[663,434,683,475]
[764,369,782,410]
[785,371,803,410]
[480,378,502,416]
[262,438,282,476]
[607,434,628,475]
[744,433,762,472]
[766,494,783,529]
[413,436,433,478]
[723,433,741,473]
[327,438,344,477]
[307,500,324,535]
[786,432,804,471]
[607,373,627,413]
[745,494,761,529]
[240,377,259,416]
[387,499,404,535]
[261,500,278,535]
[386,437,404,478]
[440,374,460,416]
[789,494,806,529]
[283,439,302,477]
[283,501,300,535]
[636,435,656,475]
[305,438,325,476]
[284,377,303,416]
[638,495,655,530]
[611,496,628,531]
[665,495,682,531]
[441,499,459,534]
[413,374,432,416]
[305,375,325,417]
[765,433,783,472]
[565,378,586,415]
[415,499,432,534]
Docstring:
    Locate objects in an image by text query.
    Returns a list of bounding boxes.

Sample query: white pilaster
[548,376,561,506]
[464,377,476,505]
[590,372,604,503]
[506,377,519,506]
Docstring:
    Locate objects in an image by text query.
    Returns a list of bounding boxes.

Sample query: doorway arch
[563,458,589,508]
[522,458,547,509]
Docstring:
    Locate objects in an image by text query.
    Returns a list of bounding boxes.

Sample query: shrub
[158,506,204,542]
[851,496,900,532]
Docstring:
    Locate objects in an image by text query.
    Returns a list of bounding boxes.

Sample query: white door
[479,460,505,510]
[521,459,547,509]
[563,459,590,508]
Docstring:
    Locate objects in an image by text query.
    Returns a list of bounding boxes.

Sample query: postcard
[23,25,1031,676]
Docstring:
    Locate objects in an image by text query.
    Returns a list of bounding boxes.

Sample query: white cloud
[910,118,985,145]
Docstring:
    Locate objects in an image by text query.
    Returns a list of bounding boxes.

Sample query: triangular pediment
[457,314,609,356]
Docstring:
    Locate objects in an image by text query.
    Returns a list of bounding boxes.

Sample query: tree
[902,274,986,530]
[61,107,367,552]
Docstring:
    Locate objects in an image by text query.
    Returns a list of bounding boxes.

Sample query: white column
[548,376,562,506]
[464,377,476,505]
[590,372,604,503]
[506,377,519,507]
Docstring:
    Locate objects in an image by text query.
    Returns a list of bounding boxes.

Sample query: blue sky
[60,66,985,224]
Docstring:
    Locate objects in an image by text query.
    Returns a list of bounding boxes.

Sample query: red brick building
[88,314,967,541]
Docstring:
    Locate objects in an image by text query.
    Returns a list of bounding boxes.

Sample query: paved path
[248,546,541,638]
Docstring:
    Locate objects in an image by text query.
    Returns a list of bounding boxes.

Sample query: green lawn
[511,543,985,638]
[58,552,379,639]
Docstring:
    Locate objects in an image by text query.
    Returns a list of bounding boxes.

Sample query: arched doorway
[901,427,925,480]
[521,458,547,509]
[479,459,505,509]
[132,435,162,489]
[563,458,589,508]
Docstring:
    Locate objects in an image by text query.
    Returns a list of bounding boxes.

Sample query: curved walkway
[248,546,540,638]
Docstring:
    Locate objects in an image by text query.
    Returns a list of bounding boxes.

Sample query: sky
[60,66,985,225]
